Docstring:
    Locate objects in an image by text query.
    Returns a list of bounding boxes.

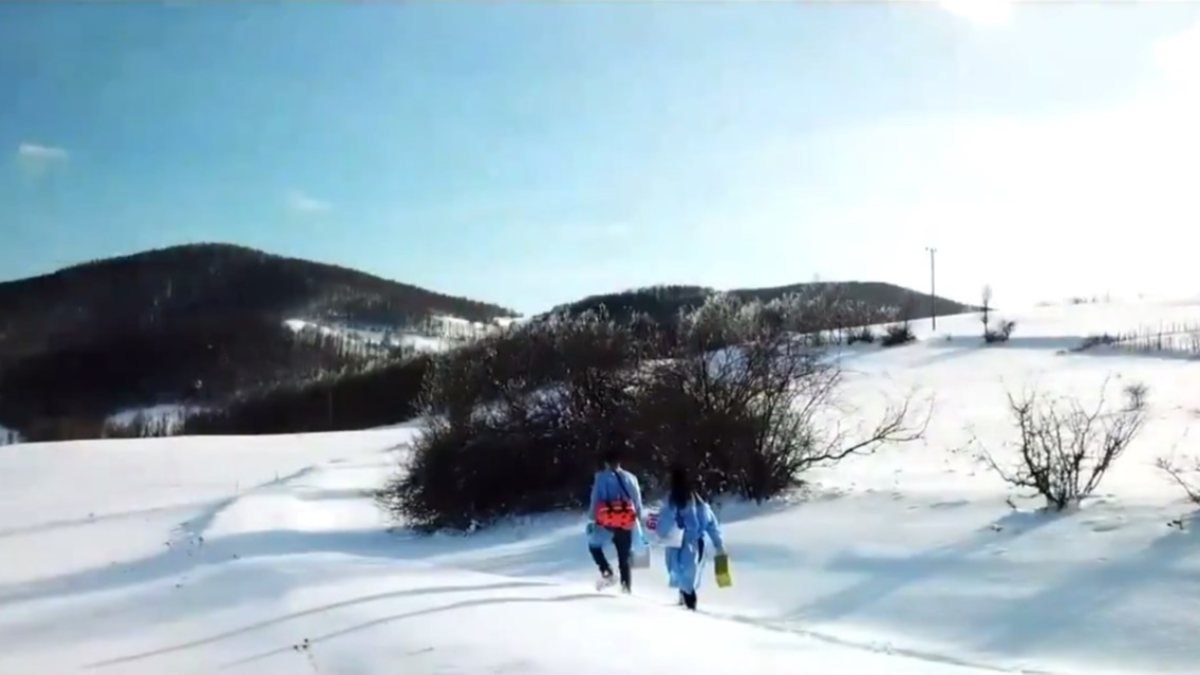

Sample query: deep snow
[4,300,1200,673]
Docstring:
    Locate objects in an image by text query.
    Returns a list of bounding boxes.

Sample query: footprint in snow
[1085,519,1124,533]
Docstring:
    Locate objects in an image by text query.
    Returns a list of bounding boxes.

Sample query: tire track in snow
[84,580,558,668]
[713,610,1070,675]
[218,593,612,670]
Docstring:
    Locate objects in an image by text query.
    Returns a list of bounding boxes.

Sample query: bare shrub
[979,285,1015,343]
[984,319,1016,344]
[881,322,915,347]
[978,379,1148,510]
[1076,333,1120,352]
[1156,455,1200,505]
[1154,426,1200,505]
[848,325,877,345]
[641,327,926,502]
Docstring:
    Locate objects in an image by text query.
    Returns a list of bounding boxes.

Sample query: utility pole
[926,246,938,331]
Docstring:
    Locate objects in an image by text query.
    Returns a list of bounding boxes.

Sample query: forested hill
[0,243,514,440]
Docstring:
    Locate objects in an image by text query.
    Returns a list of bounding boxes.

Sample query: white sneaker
[596,573,616,591]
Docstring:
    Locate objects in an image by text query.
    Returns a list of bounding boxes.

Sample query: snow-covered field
[284,316,498,354]
[105,404,210,436]
[4,300,1200,674]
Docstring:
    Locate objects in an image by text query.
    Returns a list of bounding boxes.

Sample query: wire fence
[1077,322,1200,358]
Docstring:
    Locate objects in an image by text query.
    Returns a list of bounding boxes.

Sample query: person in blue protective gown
[654,465,726,610]
[586,444,644,593]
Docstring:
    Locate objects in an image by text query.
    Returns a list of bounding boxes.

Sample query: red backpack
[594,470,637,530]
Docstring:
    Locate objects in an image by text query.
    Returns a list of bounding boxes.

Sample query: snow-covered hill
[4,300,1200,674]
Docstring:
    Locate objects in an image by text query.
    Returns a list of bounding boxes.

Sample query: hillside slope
[0,244,514,440]
[3,300,1200,673]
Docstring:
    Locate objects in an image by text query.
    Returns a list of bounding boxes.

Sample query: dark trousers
[589,527,633,589]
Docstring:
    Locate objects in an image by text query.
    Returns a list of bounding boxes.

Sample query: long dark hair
[668,465,695,509]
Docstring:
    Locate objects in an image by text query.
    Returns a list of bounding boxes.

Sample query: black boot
[682,591,697,610]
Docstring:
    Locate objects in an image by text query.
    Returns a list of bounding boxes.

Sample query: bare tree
[979,284,1015,343]
[978,379,1147,510]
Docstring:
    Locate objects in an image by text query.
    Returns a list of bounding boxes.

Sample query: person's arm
[655,502,678,541]
[588,473,601,520]
[630,474,645,517]
[702,502,726,553]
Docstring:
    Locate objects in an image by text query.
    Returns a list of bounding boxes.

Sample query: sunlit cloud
[16,142,68,162]
[15,142,69,183]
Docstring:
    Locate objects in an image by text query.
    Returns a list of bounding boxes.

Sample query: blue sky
[4,2,1200,314]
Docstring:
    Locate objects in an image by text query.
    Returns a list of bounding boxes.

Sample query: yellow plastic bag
[714,553,732,588]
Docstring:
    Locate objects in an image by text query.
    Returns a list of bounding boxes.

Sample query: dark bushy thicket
[382,295,927,532]
[387,312,650,530]
[3,314,367,442]
[183,357,430,435]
